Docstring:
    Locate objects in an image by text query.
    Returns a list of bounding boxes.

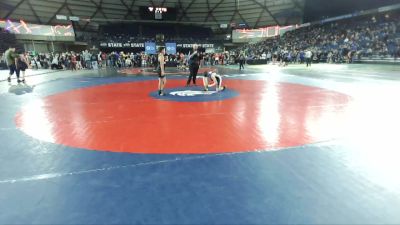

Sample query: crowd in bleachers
[3,10,400,72]
[234,11,400,64]
[18,49,235,72]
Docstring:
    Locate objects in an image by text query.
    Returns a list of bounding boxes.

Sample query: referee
[5,47,21,83]
[186,45,200,86]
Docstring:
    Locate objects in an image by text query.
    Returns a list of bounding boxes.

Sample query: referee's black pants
[9,64,20,78]
[306,58,311,67]
[187,63,199,85]
[239,60,244,70]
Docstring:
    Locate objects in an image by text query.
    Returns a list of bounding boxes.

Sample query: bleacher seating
[234,10,400,63]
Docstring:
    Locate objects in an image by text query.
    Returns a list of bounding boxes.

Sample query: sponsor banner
[378,3,400,12]
[176,43,214,48]
[0,19,74,37]
[298,23,311,28]
[232,26,281,42]
[100,42,145,48]
[145,42,156,54]
[320,14,352,23]
[165,42,177,54]
[99,42,215,49]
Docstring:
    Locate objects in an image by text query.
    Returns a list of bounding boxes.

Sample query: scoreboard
[139,6,177,20]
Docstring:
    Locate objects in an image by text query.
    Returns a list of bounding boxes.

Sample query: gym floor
[0,63,399,224]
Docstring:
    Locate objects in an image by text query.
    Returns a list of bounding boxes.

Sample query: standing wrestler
[157,47,166,96]
[17,51,30,83]
[186,45,200,86]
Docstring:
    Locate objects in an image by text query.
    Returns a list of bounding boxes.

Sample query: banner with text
[99,42,215,51]
[176,43,214,48]
[99,42,145,48]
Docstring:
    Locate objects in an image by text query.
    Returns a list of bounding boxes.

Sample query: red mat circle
[15,79,350,154]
